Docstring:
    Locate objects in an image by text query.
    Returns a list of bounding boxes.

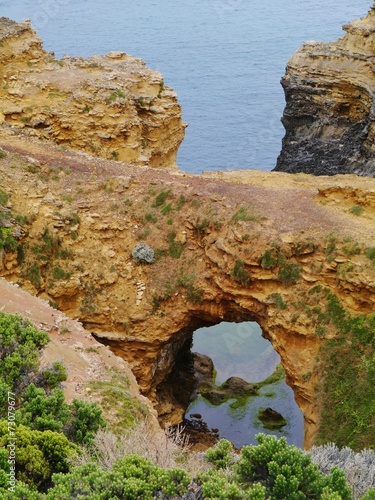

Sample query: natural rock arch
[0,139,374,450]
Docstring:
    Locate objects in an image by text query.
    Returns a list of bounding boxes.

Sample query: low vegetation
[231,259,251,286]
[1,309,375,497]
[293,287,375,451]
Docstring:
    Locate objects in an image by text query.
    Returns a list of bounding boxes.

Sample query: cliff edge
[0,17,185,168]
[275,4,375,176]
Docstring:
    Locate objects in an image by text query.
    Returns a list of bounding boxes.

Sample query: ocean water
[189,321,304,448]
[1,0,371,173]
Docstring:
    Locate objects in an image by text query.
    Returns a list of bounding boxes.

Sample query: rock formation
[275,4,375,176]
[1,133,375,449]
[1,16,375,451]
[0,18,185,168]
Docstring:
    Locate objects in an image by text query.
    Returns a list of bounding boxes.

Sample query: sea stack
[275,4,375,176]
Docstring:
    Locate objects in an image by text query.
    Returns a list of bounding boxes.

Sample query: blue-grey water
[189,322,304,448]
[1,1,371,173]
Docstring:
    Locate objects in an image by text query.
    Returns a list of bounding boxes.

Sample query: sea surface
[189,322,304,448]
[1,0,371,173]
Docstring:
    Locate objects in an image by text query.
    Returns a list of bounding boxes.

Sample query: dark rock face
[274,6,375,177]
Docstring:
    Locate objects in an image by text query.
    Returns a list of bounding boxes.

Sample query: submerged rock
[220,376,258,396]
[258,407,287,429]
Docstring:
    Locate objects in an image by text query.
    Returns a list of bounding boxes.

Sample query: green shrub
[167,231,184,259]
[0,228,17,252]
[0,420,79,490]
[196,217,209,234]
[231,259,251,286]
[16,384,70,433]
[38,361,67,390]
[205,438,234,469]
[278,261,302,284]
[65,399,106,445]
[177,274,204,304]
[0,313,49,403]
[0,189,8,206]
[365,247,375,266]
[231,206,257,223]
[259,248,280,269]
[0,149,7,160]
[349,205,364,216]
[46,455,189,499]
[153,189,171,207]
[52,266,71,280]
[325,233,337,262]
[145,212,157,224]
[199,435,352,499]
[268,292,287,310]
[26,263,42,288]
[105,89,126,104]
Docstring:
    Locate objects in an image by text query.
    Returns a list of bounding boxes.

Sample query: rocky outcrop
[0,18,185,168]
[1,136,375,449]
[275,4,375,176]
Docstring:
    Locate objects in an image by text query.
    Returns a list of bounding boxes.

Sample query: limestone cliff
[1,133,375,449]
[275,4,375,176]
[0,18,185,167]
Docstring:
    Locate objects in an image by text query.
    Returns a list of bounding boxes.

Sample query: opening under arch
[172,321,304,449]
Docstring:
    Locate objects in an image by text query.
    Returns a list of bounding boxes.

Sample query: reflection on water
[187,321,304,448]
[192,321,279,384]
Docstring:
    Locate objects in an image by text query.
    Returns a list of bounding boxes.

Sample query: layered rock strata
[1,134,375,449]
[275,4,375,176]
[0,18,185,167]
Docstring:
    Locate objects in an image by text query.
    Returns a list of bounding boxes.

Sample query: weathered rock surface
[0,17,185,168]
[275,4,375,176]
[1,135,375,449]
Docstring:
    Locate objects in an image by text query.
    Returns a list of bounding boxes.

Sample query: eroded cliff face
[275,4,375,176]
[0,18,185,167]
[1,135,375,448]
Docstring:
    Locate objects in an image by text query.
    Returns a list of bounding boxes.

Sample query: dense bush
[277,261,302,284]
[0,421,79,490]
[65,398,106,445]
[231,259,251,286]
[199,435,353,499]
[131,243,155,264]
[0,312,49,407]
[16,384,70,433]
[45,455,189,499]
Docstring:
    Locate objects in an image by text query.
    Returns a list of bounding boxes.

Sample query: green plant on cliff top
[259,247,281,269]
[0,188,9,206]
[365,247,375,266]
[277,261,302,284]
[231,259,251,286]
[230,206,262,224]
[349,205,365,216]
